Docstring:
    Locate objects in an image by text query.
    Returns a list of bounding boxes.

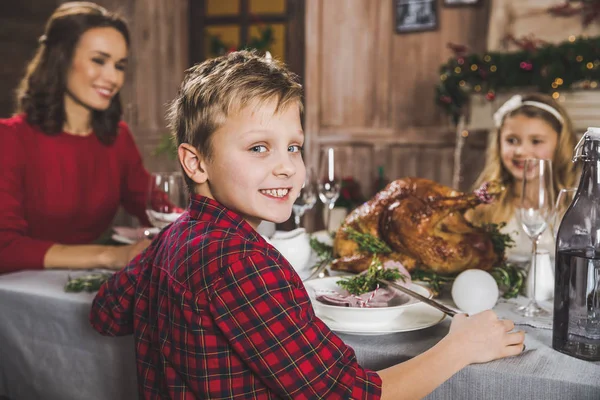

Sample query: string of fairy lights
[436,35,600,123]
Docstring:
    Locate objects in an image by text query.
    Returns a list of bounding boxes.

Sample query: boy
[90,50,525,399]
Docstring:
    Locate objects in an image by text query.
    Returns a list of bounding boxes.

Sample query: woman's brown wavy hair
[15,2,130,145]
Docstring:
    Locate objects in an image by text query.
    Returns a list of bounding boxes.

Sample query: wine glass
[517,159,555,317]
[552,187,577,238]
[318,147,342,232]
[292,169,317,229]
[146,172,187,231]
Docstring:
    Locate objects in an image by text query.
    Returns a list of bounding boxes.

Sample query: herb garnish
[337,257,406,295]
[344,227,392,254]
[64,272,112,293]
[480,222,515,256]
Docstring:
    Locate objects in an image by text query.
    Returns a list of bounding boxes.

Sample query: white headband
[493,95,564,128]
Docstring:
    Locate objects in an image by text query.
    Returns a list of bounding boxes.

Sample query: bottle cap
[574,128,600,161]
[586,127,600,138]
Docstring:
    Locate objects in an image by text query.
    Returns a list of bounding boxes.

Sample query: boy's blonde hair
[471,92,580,224]
[167,50,304,189]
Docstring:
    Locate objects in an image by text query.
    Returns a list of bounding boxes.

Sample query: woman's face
[65,27,128,112]
[499,114,559,181]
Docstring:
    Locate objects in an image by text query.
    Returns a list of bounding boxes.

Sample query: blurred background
[3,0,600,228]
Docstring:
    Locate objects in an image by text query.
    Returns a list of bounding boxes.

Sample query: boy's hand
[446,310,525,365]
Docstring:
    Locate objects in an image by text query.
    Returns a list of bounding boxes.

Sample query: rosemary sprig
[409,269,455,297]
[64,272,113,293]
[490,263,526,299]
[309,236,333,261]
[410,263,526,299]
[337,256,406,295]
[344,227,392,254]
[479,222,515,257]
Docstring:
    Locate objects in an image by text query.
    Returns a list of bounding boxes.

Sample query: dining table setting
[1,158,600,400]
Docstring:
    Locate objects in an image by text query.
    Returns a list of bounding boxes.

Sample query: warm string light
[436,35,600,121]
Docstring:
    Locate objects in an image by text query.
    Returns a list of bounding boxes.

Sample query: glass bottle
[553,127,600,361]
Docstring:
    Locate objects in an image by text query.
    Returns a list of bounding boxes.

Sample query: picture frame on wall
[394,0,438,34]
[443,0,481,6]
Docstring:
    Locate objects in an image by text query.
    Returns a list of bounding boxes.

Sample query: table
[340,297,600,400]
[0,270,137,400]
[1,270,599,400]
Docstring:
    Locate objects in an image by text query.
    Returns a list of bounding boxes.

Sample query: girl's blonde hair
[471,93,580,224]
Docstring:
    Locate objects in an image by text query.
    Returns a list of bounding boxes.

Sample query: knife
[377,278,459,317]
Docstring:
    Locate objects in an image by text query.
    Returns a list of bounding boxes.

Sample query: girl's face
[499,114,559,181]
[65,27,128,114]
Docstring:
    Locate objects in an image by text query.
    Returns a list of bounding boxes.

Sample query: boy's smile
[197,98,305,229]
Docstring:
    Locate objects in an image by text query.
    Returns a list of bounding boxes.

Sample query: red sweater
[0,114,151,273]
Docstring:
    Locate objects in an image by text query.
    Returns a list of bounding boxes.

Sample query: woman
[469,93,580,262]
[0,2,151,274]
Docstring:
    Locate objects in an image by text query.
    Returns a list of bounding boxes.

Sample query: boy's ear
[178,143,209,184]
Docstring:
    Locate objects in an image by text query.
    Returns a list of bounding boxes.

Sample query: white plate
[111,234,135,244]
[305,277,446,335]
[316,302,446,335]
[111,227,160,244]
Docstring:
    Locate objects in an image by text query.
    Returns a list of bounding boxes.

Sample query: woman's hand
[446,310,525,365]
[44,239,152,270]
[105,239,152,269]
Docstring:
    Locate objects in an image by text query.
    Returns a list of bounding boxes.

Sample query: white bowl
[304,276,430,329]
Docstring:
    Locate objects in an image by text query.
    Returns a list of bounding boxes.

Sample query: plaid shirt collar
[187,193,260,241]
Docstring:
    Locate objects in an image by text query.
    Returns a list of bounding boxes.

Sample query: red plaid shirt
[90,195,382,399]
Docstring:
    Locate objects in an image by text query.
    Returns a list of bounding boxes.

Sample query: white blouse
[500,214,556,263]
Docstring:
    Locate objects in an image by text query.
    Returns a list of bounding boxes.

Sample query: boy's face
[199,98,305,229]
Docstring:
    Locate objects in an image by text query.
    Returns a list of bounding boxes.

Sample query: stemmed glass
[292,169,317,229]
[318,147,342,232]
[517,159,555,317]
[552,188,577,238]
[146,172,186,230]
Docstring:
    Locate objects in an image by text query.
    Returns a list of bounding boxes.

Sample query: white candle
[328,148,334,182]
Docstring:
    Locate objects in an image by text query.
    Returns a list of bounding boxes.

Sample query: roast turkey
[332,177,503,275]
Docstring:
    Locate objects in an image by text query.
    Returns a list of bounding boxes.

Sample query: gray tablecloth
[1,270,599,400]
[0,270,137,400]
[340,296,600,400]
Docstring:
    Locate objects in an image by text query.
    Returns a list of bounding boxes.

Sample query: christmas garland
[436,35,600,123]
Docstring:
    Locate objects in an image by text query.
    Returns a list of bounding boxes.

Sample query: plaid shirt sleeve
[89,256,143,336]
[210,251,382,399]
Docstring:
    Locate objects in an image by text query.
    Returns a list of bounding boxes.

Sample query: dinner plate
[316,302,446,335]
[304,277,446,335]
[111,227,160,244]
[111,234,135,244]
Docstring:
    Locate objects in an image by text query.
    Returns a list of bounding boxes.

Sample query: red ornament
[457,57,465,65]
[485,91,496,101]
[520,61,534,71]
[440,95,452,104]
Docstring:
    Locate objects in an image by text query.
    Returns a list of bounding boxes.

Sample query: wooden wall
[93,0,189,173]
[304,0,490,197]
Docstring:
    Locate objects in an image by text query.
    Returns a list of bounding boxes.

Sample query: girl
[470,93,580,261]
